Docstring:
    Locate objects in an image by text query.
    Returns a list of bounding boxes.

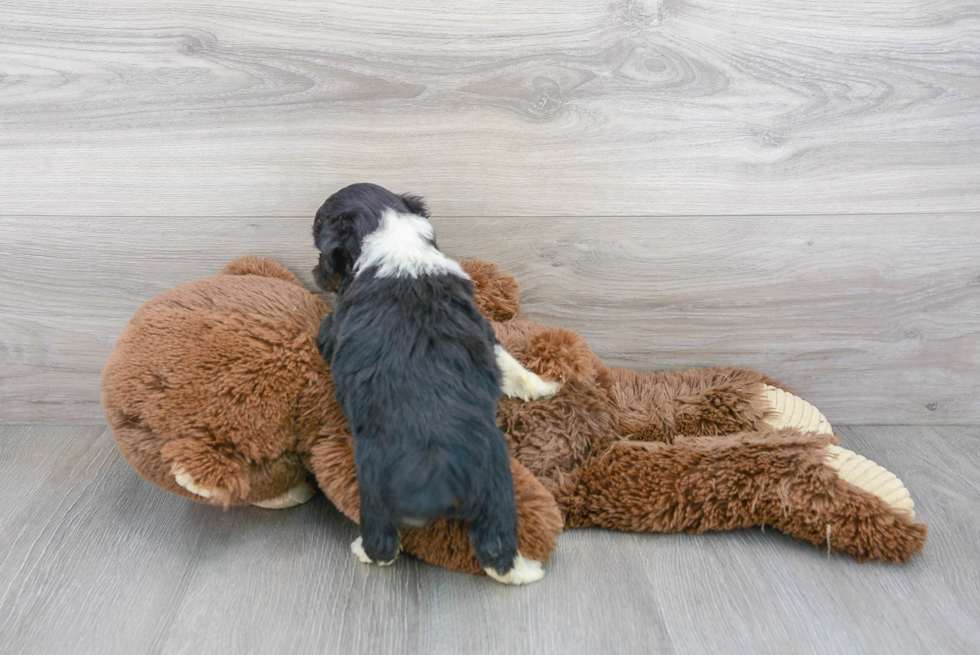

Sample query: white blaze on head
[354,209,468,280]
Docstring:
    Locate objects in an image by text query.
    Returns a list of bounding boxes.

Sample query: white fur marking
[350,536,374,564]
[495,345,561,400]
[355,209,468,280]
[171,464,214,499]
[485,553,545,585]
[350,536,400,566]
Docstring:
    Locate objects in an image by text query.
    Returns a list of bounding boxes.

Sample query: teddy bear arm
[560,430,926,563]
[458,259,522,322]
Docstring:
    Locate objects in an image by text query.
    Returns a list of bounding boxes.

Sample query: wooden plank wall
[1,1,978,424]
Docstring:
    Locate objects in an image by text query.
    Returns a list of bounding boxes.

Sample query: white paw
[484,553,545,585]
[502,372,561,402]
[824,445,916,519]
[350,536,399,566]
[252,482,316,509]
[495,345,561,401]
[171,465,215,499]
[350,536,374,564]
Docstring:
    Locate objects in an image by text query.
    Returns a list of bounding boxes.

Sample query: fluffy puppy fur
[313,183,556,584]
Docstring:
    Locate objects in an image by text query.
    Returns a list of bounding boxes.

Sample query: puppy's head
[312,183,429,291]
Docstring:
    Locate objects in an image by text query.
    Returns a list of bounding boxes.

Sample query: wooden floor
[0,424,977,655]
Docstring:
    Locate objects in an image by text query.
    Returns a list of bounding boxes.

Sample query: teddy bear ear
[399,193,430,218]
[224,256,302,286]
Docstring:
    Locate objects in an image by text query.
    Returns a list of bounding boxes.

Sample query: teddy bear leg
[606,367,780,442]
[768,441,925,562]
[562,431,927,562]
[759,386,914,516]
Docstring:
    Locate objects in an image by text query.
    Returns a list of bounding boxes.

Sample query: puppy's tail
[391,449,459,527]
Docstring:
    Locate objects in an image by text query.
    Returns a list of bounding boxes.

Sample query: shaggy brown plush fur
[102,257,927,575]
[460,259,522,322]
[562,430,927,563]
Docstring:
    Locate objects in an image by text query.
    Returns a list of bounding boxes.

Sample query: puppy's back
[331,273,501,422]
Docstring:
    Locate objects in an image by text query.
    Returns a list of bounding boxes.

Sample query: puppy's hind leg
[494,345,560,401]
[352,484,401,566]
[470,454,545,585]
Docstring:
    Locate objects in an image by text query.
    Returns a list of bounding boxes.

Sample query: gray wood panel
[1,1,978,217]
[2,215,978,425]
[0,425,977,654]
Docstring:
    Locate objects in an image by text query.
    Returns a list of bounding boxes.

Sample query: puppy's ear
[312,209,361,292]
[400,194,429,218]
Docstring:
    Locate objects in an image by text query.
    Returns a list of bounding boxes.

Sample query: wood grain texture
[0,425,978,654]
[2,215,977,425]
[1,1,978,217]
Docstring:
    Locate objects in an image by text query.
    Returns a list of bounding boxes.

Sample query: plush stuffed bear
[101,257,927,580]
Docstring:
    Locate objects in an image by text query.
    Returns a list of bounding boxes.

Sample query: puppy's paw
[350,536,400,566]
[350,536,374,564]
[171,464,217,499]
[484,553,545,585]
[495,345,561,401]
[502,371,561,401]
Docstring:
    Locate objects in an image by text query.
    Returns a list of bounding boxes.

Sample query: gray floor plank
[1,1,977,217]
[3,215,978,425]
[1,425,978,654]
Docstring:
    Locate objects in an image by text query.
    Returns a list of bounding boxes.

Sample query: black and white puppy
[312,183,558,585]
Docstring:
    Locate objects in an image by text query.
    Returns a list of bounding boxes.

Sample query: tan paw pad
[171,464,216,499]
[824,445,916,519]
[762,385,834,436]
[252,482,316,509]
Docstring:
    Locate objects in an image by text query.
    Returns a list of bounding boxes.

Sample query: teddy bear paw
[171,464,218,499]
[350,536,400,567]
[824,445,916,519]
[762,385,834,435]
[484,553,545,585]
[252,482,316,509]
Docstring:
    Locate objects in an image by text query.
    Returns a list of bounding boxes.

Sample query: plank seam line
[2,211,980,220]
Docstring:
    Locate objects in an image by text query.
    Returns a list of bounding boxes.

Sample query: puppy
[312,183,559,584]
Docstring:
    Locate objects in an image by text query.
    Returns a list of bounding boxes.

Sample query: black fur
[312,183,432,293]
[313,183,519,574]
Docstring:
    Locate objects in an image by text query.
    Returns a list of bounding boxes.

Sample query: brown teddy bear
[101,257,927,580]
